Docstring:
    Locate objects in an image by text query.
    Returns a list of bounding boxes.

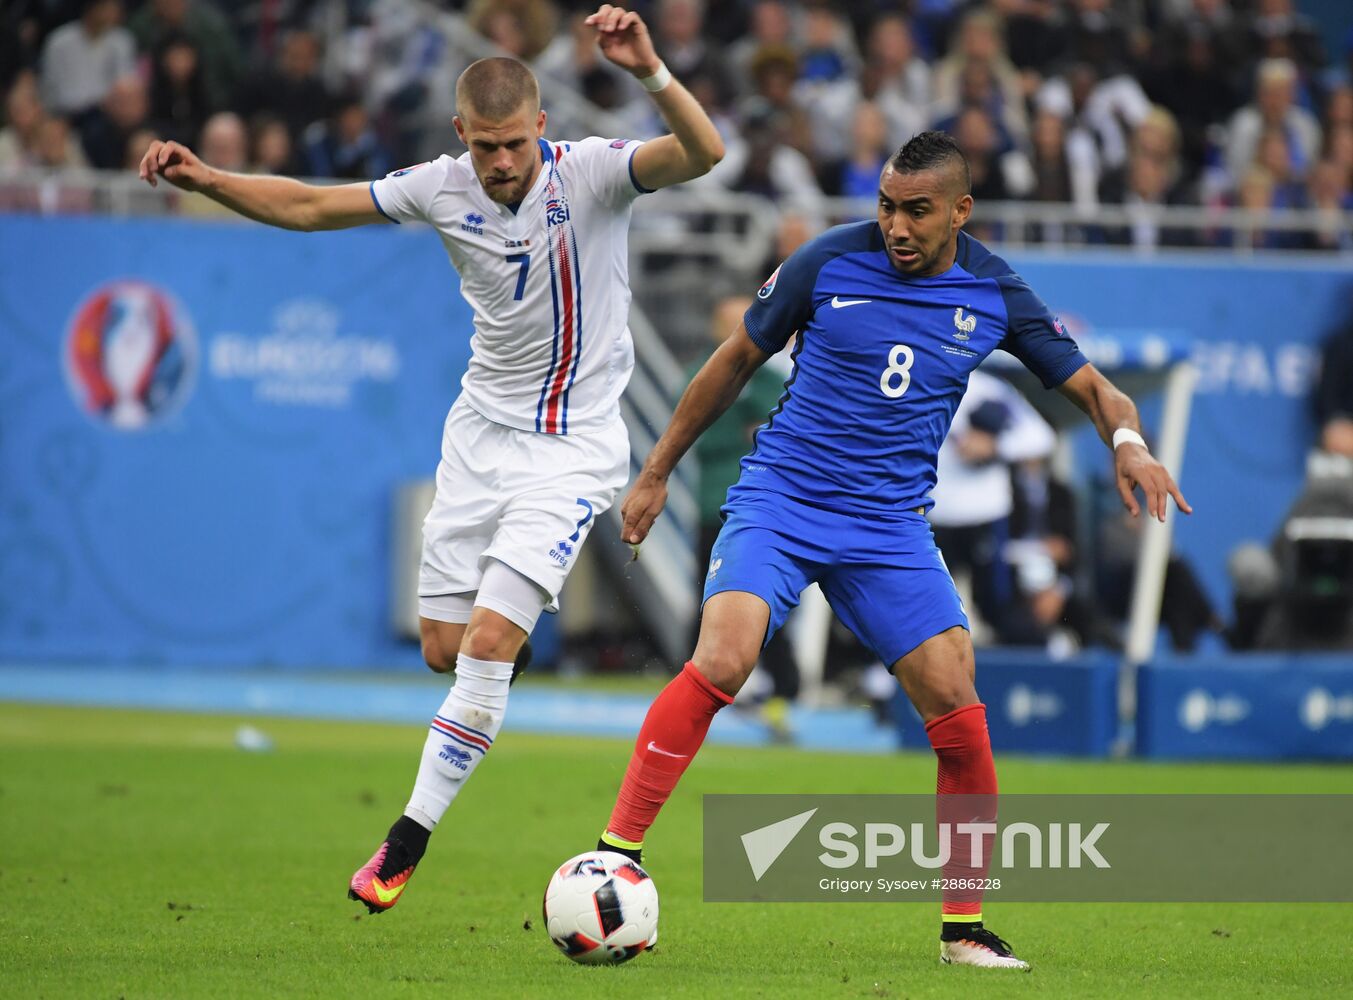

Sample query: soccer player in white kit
[137,4,724,913]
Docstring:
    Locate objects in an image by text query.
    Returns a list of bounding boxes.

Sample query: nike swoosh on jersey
[646,741,689,759]
[831,296,871,308]
[373,881,408,903]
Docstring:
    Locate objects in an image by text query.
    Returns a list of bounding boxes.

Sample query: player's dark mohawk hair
[889,131,971,193]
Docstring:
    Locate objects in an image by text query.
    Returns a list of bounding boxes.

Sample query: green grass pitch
[1,701,1350,998]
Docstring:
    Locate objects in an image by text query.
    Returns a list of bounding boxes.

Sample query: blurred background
[2,0,1352,763]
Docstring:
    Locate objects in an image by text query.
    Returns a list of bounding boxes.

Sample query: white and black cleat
[939,924,1031,971]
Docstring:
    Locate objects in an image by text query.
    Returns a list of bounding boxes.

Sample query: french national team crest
[63,280,197,430]
[953,306,977,340]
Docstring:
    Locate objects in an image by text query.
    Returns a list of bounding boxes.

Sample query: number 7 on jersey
[507,253,530,301]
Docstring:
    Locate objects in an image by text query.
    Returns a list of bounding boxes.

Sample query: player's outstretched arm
[586,4,724,190]
[1056,364,1193,522]
[137,139,385,232]
[621,325,771,544]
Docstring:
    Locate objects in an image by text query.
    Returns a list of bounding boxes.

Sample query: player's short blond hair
[455,57,540,121]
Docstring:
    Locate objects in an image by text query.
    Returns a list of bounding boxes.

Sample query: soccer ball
[543,851,659,964]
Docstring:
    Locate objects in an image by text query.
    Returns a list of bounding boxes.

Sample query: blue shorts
[703,488,969,665]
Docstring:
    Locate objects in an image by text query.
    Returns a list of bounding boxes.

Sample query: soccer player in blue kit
[595,132,1191,969]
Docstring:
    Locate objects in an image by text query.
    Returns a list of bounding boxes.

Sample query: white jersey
[370,136,649,435]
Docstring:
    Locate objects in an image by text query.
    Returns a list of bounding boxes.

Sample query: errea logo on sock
[438,744,472,770]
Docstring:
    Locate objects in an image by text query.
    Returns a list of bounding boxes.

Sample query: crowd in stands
[1,0,1350,249]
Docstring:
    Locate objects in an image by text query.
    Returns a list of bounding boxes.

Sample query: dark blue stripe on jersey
[368,182,399,223]
[747,331,806,462]
[627,145,655,194]
[560,223,585,434]
[536,192,564,433]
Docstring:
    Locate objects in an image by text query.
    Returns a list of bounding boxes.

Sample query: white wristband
[638,62,672,92]
[1112,428,1147,451]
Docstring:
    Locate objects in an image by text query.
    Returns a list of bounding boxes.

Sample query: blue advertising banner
[1,215,473,668]
[1137,654,1353,760]
[3,217,1351,674]
[892,650,1119,757]
[1006,251,1353,617]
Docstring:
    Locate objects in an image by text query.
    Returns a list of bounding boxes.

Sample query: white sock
[405,654,513,829]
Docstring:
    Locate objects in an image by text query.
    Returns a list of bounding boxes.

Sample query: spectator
[800,13,929,174]
[929,369,1056,640]
[536,10,621,95]
[465,0,557,62]
[1327,124,1353,185]
[474,7,531,59]
[238,29,334,143]
[991,0,1067,78]
[1247,0,1325,74]
[1324,84,1353,132]
[1227,164,1295,250]
[199,111,247,173]
[1225,57,1321,185]
[797,1,858,85]
[301,93,392,180]
[931,8,1029,148]
[1099,114,1198,250]
[726,102,825,226]
[33,114,89,170]
[0,71,48,171]
[0,2,51,93]
[933,58,1019,152]
[38,0,136,119]
[249,114,297,175]
[745,46,814,160]
[128,0,243,112]
[862,12,931,129]
[1038,61,1152,177]
[1255,125,1308,207]
[1304,159,1353,252]
[1002,456,1120,653]
[1098,496,1223,652]
[728,0,797,97]
[148,32,212,145]
[822,101,890,199]
[78,72,148,169]
[122,125,158,171]
[653,0,734,109]
[691,294,800,741]
[1028,106,1098,212]
[951,105,1033,205]
[1146,23,1242,178]
[177,110,246,218]
[1063,0,1135,74]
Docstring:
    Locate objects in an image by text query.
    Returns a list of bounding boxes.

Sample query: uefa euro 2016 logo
[63,280,197,430]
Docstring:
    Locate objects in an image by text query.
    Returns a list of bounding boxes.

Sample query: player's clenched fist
[620,471,668,545]
[138,139,210,192]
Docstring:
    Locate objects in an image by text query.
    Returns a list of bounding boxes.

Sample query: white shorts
[418,398,630,613]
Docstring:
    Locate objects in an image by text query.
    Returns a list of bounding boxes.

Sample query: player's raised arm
[1056,363,1192,522]
[138,139,384,232]
[585,4,724,190]
[621,325,771,544]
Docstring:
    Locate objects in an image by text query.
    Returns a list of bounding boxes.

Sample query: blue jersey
[736,223,1087,516]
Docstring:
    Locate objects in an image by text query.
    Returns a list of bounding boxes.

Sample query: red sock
[926,703,998,921]
[604,662,733,845]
